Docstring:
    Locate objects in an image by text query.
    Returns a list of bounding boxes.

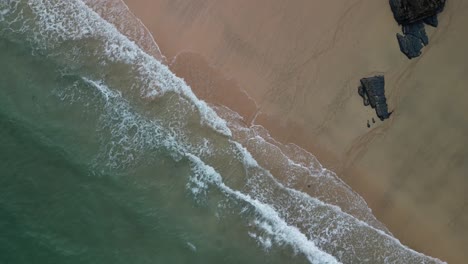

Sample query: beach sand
[123,0,468,263]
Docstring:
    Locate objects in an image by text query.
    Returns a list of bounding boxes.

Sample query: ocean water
[0,1,446,263]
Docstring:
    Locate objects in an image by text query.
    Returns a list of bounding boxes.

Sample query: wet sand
[123,0,468,263]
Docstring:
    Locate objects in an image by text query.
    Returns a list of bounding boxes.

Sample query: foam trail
[186,154,341,264]
[63,76,447,264]
[1,0,231,136]
[230,138,444,263]
[81,77,339,263]
[186,242,197,252]
[82,78,120,102]
[82,0,166,63]
[81,73,445,263]
[0,1,448,263]
[220,108,389,232]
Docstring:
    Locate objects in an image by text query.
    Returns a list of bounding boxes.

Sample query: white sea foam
[82,78,120,102]
[0,8,9,21]
[82,0,166,63]
[80,77,170,169]
[232,141,259,168]
[81,76,340,263]
[83,75,445,263]
[186,242,197,252]
[4,0,231,136]
[226,112,445,263]
[84,4,444,262]
[223,114,390,232]
[186,154,340,264]
[2,1,448,263]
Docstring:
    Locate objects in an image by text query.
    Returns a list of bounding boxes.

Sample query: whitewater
[0,0,446,263]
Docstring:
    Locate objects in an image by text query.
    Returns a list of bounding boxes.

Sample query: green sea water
[0,35,307,264]
[0,1,447,263]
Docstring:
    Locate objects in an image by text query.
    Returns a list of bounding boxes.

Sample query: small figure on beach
[367,120,371,128]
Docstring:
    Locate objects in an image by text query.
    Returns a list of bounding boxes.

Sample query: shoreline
[122,0,468,263]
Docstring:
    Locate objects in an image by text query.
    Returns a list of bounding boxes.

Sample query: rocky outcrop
[358,85,370,106]
[389,0,446,59]
[423,15,439,27]
[396,21,429,59]
[389,0,446,25]
[397,33,424,59]
[358,76,392,121]
[403,22,429,45]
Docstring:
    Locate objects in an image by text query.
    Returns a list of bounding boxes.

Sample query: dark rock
[403,21,428,45]
[358,85,364,97]
[397,21,428,58]
[358,85,370,106]
[389,0,446,25]
[358,76,392,121]
[397,33,424,59]
[423,15,439,27]
[390,0,445,59]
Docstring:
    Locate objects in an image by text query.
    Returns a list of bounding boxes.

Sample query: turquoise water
[0,1,446,263]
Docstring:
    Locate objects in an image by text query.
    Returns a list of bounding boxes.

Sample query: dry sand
[123,0,468,263]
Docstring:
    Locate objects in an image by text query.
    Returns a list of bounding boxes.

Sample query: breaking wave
[0,1,446,263]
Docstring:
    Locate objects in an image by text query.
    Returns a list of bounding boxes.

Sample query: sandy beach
[123,0,468,263]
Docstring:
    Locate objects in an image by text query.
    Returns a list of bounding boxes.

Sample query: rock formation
[389,0,446,25]
[403,22,429,45]
[423,15,439,27]
[389,0,446,59]
[397,31,424,59]
[358,85,370,106]
[358,76,392,121]
[396,21,430,58]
